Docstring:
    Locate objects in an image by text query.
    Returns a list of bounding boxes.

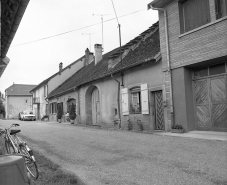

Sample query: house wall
[80,77,119,127]
[157,0,227,131]
[172,67,195,132]
[48,59,85,93]
[79,60,166,131]
[121,60,167,131]
[32,85,47,120]
[48,91,79,122]
[6,95,32,119]
[159,0,227,70]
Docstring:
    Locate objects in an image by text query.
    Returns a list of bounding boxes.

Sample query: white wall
[48,59,85,93]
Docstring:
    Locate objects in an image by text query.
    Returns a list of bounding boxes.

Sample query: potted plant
[57,109,63,123]
[171,125,184,133]
[69,104,76,124]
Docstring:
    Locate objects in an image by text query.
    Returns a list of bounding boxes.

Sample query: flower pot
[171,129,184,133]
[58,119,61,123]
[70,119,75,124]
[44,118,48,122]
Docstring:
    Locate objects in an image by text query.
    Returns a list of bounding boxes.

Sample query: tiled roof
[47,22,160,99]
[5,84,37,96]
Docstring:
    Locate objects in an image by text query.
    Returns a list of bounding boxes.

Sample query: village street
[0,120,227,185]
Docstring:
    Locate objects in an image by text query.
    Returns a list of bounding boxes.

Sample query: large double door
[194,75,227,131]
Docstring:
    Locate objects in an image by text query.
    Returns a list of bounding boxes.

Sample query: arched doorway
[85,85,100,126]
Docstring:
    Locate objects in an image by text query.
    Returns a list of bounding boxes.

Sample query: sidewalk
[154,130,227,141]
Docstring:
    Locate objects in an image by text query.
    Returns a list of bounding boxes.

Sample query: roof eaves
[47,87,77,100]
[79,57,157,87]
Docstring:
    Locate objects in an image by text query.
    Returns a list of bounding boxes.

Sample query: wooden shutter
[141,83,149,115]
[121,88,129,115]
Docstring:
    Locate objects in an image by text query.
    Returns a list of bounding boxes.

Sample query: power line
[12,9,146,47]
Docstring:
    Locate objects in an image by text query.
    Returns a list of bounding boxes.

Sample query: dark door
[153,91,164,130]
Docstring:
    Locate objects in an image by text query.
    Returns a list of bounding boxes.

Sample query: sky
[0,0,158,94]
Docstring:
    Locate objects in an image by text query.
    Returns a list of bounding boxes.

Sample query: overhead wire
[12,9,146,47]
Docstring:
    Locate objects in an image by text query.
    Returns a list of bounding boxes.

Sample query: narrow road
[1,120,227,185]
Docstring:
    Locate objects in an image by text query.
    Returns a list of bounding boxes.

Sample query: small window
[215,0,227,19]
[209,63,226,76]
[130,87,141,114]
[179,0,211,33]
[194,67,208,78]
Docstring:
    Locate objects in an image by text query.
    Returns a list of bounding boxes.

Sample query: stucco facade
[78,59,166,132]
[31,49,94,120]
[48,59,85,93]
[6,96,32,119]
[32,84,48,120]
[48,91,79,122]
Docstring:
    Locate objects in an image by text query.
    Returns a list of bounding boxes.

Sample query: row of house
[29,0,227,133]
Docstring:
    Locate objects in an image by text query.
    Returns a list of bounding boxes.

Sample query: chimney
[84,48,94,66]
[94,44,102,65]
[59,62,63,72]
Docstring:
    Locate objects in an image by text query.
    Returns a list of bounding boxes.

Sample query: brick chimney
[84,48,94,66]
[59,62,63,72]
[94,44,102,65]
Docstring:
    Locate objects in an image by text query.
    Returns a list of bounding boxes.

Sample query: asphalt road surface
[0,120,227,185]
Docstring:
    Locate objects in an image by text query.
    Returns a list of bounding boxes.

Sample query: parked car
[19,110,36,121]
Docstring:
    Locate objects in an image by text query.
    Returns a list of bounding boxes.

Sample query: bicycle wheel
[5,140,16,154]
[19,143,39,180]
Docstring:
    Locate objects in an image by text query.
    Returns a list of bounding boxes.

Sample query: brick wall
[157,0,227,129]
[159,0,227,70]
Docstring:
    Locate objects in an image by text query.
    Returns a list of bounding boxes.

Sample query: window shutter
[121,88,129,115]
[46,104,49,115]
[141,83,149,114]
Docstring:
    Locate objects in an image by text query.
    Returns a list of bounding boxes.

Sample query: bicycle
[0,123,39,180]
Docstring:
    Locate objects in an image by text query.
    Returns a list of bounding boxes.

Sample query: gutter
[148,4,175,128]
[2,0,30,58]
[111,74,121,129]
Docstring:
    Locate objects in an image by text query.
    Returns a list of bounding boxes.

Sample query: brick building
[148,0,227,132]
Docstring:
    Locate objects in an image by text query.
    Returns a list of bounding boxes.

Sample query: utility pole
[82,33,95,51]
[92,14,113,52]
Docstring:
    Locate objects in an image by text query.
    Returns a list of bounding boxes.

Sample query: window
[121,84,149,115]
[194,63,226,79]
[50,102,57,114]
[215,0,227,19]
[57,102,63,114]
[67,99,76,113]
[130,87,141,114]
[179,0,211,33]
[194,67,208,78]
[209,63,226,75]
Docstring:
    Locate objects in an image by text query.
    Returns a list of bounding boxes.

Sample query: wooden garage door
[194,76,227,131]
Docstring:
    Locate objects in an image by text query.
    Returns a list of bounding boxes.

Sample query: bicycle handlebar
[13,124,20,127]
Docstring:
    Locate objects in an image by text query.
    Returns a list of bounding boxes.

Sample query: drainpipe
[111,74,121,129]
[149,5,175,128]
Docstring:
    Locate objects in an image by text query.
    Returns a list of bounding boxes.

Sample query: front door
[92,88,100,126]
[153,91,164,130]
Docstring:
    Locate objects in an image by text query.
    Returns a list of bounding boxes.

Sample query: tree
[69,103,76,120]
[0,100,5,118]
